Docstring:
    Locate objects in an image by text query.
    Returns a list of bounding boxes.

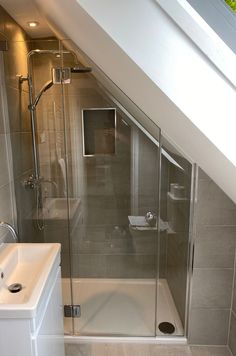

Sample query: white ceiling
[0,0,53,38]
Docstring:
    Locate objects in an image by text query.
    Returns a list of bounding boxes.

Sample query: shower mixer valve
[24,175,58,192]
[24,174,42,190]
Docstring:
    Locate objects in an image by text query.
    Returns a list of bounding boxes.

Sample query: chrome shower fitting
[19,48,92,231]
[0,222,18,242]
[24,174,42,190]
[145,211,157,227]
[24,175,58,192]
[52,66,92,85]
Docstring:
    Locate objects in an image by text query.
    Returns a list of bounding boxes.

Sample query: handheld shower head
[31,80,53,110]
[43,80,54,92]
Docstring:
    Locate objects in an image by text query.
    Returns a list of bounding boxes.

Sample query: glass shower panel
[3,38,35,244]
[61,44,160,336]
[28,39,73,334]
[156,136,192,336]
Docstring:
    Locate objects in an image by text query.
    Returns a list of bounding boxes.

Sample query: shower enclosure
[13,39,193,339]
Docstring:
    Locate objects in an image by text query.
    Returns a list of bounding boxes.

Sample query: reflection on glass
[21,37,192,338]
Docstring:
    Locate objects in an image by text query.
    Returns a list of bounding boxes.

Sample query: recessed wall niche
[82,108,116,156]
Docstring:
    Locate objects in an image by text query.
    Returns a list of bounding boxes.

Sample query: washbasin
[0,243,60,317]
[43,197,81,220]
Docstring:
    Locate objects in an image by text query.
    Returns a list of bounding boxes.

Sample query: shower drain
[8,283,23,293]
[158,322,175,334]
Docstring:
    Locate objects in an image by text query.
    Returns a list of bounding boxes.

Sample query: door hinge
[52,67,71,84]
[64,304,81,318]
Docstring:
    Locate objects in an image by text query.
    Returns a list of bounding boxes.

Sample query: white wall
[34,0,236,202]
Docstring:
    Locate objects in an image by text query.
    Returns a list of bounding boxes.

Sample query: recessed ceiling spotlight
[27,21,39,28]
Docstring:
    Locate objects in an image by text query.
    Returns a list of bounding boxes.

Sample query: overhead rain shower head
[30,65,93,110]
[71,66,92,73]
[52,66,92,85]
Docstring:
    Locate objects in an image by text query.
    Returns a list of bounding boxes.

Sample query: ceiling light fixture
[28,21,39,28]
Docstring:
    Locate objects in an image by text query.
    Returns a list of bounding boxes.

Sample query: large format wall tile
[6,87,31,133]
[71,253,156,279]
[189,167,236,347]
[0,183,15,228]
[0,134,10,188]
[191,268,234,308]
[10,132,33,178]
[72,253,107,278]
[2,9,27,42]
[229,312,236,356]
[189,308,230,345]
[106,254,156,278]
[194,226,236,268]
[3,41,29,92]
[233,272,236,314]
[196,179,236,226]
[0,92,5,134]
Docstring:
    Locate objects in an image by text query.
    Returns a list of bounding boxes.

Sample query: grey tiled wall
[189,168,236,346]
[0,6,27,242]
[70,112,158,279]
[229,253,236,355]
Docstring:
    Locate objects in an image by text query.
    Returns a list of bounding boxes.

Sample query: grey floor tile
[107,343,132,356]
[150,345,192,356]
[190,346,231,356]
[65,343,193,356]
[65,343,233,356]
[65,343,107,356]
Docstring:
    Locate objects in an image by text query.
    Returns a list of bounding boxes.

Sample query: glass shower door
[61,45,161,336]
[156,136,192,337]
[27,39,74,334]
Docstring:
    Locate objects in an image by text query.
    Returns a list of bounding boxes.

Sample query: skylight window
[225,0,236,13]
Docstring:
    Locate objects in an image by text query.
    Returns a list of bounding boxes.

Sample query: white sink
[43,197,81,220]
[0,243,60,318]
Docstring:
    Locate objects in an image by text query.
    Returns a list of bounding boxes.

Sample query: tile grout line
[226,245,236,352]
[227,344,234,356]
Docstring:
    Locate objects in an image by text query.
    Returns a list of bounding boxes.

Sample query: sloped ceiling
[33,0,236,202]
[0,0,235,202]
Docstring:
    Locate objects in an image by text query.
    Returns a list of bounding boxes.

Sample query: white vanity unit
[0,243,65,356]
